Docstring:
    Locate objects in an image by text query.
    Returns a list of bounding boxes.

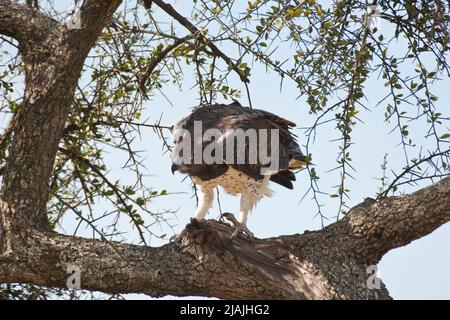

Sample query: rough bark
[0,0,122,227]
[0,1,449,300]
[0,177,448,299]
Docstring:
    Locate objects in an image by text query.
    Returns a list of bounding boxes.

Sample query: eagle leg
[194,186,214,220]
[235,193,256,239]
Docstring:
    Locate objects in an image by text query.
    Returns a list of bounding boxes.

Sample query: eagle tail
[270,170,295,189]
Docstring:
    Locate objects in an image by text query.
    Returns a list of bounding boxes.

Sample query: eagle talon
[169,234,182,243]
[231,223,255,239]
[222,212,254,239]
[243,227,255,238]
[230,228,240,239]
[221,212,238,225]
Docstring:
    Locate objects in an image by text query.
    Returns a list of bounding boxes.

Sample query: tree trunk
[0,1,449,300]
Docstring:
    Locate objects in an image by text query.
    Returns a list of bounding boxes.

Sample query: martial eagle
[171,101,308,238]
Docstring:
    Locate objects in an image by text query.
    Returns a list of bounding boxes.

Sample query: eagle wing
[174,103,297,184]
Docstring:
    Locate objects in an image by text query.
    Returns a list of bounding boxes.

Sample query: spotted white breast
[192,167,272,198]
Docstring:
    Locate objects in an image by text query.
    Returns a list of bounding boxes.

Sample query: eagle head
[171,163,190,174]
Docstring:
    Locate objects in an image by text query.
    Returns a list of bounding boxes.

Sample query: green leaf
[9,102,22,112]
[136,198,146,206]
[156,43,164,51]
[323,22,332,30]
[330,194,339,198]
[292,8,302,17]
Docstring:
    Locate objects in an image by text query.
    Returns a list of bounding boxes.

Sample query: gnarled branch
[1,177,449,299]
[340,176,450,262]
[0,1,60,47]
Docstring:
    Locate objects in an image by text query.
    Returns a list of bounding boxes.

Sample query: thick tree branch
[0,1,60,46]
[0,220,331,299]
[2,175,449,299]
[2,177,448,299]
[77,0,123,40]
[338,176,450,262]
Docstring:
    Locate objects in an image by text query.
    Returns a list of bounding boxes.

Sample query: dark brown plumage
[172,101,306,186]
[171,101,308,238]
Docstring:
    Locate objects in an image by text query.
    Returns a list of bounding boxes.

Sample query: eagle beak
[289,153,313,169]
[303,154,316,166]
[171,163,179,175]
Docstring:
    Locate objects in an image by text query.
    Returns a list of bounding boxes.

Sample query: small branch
[58,147,148,245]
[139,33,198,96]
[151,0,250,83]
[379,149,450,198]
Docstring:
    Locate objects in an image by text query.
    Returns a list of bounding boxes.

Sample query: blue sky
[1,0,449,299]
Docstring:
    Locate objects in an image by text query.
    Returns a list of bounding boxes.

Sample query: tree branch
[138,32,198,96]
[77,0,122,40]
[0,1,60,46]
[151,0,250,83]
[0,219,331,299]
[336,176,450,263]
[379,149,450,198]
[3,177,448,299]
